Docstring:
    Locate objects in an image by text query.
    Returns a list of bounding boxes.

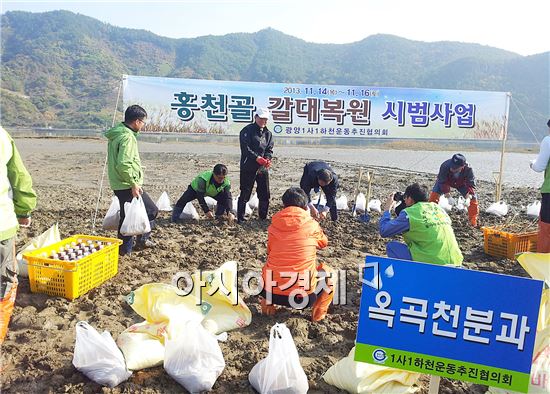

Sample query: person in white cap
[237,107,274,223]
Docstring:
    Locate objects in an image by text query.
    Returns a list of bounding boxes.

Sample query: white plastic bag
[120,197,151,236]
[456,196,467,211]
[231,197,252,216]
[156,191,172,211]
[367,199,382,213]
[164,320,225,393]
[248,323,308,394]
[336,195,348,210]
[179,202,199,220]
[16,223,60,277]
[486,201,509,217]
[205,196,218,210]
[248,193,259,210]
[438,195,453,212]
[102,197,120,231]
[354,193,366,213]
[72,321,131,387]
[527,201,541,217]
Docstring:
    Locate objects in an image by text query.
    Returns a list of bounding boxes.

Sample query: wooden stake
[365,171,374,207]
[495,93,511,202]
[351,168,364,217]
[428,375,440,394]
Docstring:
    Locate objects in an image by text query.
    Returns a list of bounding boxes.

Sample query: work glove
[256,157,269,166]
[265,159,272,169]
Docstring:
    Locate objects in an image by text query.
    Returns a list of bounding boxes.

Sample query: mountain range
[0,10,548,140]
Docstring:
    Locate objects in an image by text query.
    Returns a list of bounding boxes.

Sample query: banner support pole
[495,93,511,202]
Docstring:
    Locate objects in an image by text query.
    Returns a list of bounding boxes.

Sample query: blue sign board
[355,255,544,393]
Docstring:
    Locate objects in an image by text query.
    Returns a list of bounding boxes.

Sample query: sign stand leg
[428,375,440,394]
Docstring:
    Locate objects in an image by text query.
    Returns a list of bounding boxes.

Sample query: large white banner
[123,75,509,140]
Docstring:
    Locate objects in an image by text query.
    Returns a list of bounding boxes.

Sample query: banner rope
[510,96,541,144]
[91,79,123,233]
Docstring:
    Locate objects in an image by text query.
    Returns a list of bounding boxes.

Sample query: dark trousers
[175,185,232,216]
[238,169,270,220]
[114,189,158,254]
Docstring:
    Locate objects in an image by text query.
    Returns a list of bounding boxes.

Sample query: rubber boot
[468,199,479,227]
[171,206,183,222]
[312,263,335,322]
[429,191,440,204]
[260,297,277,316]
[237,197,247,223]
[537,221,550,253]
[258,200,269,220]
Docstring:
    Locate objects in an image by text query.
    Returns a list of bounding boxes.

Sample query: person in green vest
[379,183,463,266]
[529,118,550,252]
[172,164,235,222]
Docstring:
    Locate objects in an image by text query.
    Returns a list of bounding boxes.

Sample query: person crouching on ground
[379,183,463,266]
[260,187,335,322]
[429,153,479,227]
[171,164,235,223]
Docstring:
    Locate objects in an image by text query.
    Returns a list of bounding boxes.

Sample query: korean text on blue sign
[355,256,543,393]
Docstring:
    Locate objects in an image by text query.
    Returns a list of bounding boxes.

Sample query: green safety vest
[542,161,550,193]
[190,170,230,197]
[403,202,463,266]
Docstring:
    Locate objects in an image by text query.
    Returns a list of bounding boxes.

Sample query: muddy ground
[0,139,541,393]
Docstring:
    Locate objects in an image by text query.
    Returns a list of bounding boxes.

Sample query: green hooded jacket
[104,122,143,190]
[0,127,37,241]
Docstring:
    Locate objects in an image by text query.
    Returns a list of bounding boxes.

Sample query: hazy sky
[1,0,548,56]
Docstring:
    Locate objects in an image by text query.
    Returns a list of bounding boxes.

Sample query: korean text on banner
[123,75,508,140]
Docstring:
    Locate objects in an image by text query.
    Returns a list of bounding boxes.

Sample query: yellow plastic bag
[116,321,167,370]
[126,261,251,335]
[487,253,550,393]
[516,252,550,287]
[323,347,420,394]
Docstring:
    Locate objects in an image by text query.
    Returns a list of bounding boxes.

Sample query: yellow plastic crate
[482,226,538,260]
[23,234,122,300]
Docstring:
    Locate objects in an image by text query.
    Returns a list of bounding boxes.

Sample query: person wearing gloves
[237,107,274,223]
[105,105,158,255]
[429,153,479,227]
[260,187,335,322]
[0,126,37,343]
[529,119,550,252]
[171,164,234,223]
[299,161,339,221]
[380,183,463,266]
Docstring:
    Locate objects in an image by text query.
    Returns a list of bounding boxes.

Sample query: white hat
[256,107,271,120]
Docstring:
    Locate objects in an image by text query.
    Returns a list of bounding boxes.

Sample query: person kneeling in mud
[171,164,235,223]
[379,182,463,266]
[260,187,335,322]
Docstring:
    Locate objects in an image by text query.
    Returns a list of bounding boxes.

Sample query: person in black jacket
[300,161,339,221]
[237,107,274,223]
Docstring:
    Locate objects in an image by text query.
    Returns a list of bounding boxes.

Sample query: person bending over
[172,164,234,222]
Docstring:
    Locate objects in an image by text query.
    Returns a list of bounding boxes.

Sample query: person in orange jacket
[429,153,479,226]
[260,187,335,322]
